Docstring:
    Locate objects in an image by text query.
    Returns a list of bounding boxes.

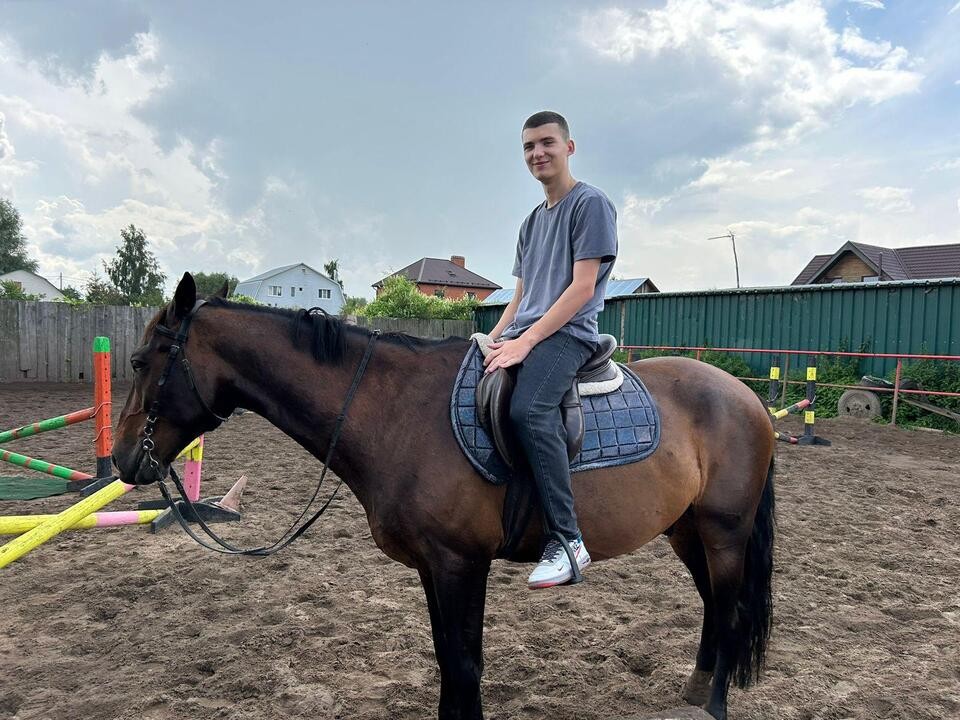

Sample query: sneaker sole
[527,557,591,590]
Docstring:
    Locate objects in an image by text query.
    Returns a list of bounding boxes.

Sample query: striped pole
[770,398,811,421]
[0,408,96,445]
[0,479,133,569]
[0,449,93,481]
[0,509,161,535]
[93,337,113,479]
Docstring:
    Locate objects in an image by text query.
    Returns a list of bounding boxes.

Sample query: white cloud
[0,111,13,160]
[856,186,915,213]
[950,2,960,16]
[841,27,892,61]
[927,158,960,172]
[753,168,796,182]
[848,0,885,9]
[579,1,921,149]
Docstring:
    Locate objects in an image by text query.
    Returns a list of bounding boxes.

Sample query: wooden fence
[347,315,474,339]
[0,301,475,383]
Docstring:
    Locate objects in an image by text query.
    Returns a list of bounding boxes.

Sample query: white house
[234,263,345,313]
[0,270,66,301]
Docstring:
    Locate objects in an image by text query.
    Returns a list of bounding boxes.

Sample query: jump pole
[0,337,114,490]
[0,509,162,535]
[0,479,133,569]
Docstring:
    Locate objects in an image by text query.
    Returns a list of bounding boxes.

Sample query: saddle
[473,333,623,472]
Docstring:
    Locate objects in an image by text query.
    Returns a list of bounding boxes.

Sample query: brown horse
[113,274,776,720]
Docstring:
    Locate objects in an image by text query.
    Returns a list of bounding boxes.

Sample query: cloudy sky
[0,0,958,298]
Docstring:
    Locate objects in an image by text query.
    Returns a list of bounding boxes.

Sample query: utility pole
[709,231,740,289]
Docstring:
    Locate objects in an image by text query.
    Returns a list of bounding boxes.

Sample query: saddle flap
[476,368,522,472]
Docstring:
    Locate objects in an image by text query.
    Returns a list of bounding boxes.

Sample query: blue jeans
[508,331,595,542]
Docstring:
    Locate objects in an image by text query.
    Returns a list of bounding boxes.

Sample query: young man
[485,111,618,589]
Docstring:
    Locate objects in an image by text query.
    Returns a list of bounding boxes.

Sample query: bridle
[136,299,379,557]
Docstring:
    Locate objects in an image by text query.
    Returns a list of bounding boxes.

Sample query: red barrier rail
[620,344,960,427]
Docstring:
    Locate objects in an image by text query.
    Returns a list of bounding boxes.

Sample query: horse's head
[113,272,232,486]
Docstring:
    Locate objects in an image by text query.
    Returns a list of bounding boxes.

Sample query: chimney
[450,255,465,268]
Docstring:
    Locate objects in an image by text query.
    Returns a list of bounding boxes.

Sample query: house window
[318,288,331,299]
[268,285,282,297]
[466,292,476,300]
[290,286,296,297]
[862,275,879,283]
[434,288,446,298]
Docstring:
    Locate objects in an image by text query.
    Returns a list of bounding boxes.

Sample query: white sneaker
[527,535,591,589]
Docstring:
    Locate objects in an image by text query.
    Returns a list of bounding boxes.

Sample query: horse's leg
[699,461,776,720]
[419,557,490,720]
[667,515,715,706]
[699,532,747,720]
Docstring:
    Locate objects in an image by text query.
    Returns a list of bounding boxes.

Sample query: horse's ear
[214,280,229,299]
[172,272,197,319]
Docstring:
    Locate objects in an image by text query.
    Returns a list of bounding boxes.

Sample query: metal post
[891,358,902,427]
[797,355,830,446]
[780,354,791,408]
[767,359,781,410]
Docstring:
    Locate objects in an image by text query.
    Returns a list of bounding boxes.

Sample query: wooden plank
[902,398,960,424]
[18,301,38,380]
[0,301,18,382]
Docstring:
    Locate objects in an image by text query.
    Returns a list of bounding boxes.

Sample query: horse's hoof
[681,669,713,706]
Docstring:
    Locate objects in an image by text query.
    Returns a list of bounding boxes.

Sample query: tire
[838,389,882,419]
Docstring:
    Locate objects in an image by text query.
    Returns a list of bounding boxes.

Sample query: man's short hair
[523,111,570,140]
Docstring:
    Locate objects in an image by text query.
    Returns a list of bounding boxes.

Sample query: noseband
[138,300,379,556]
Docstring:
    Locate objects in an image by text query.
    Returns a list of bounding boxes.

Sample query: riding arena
[0,280,957,720]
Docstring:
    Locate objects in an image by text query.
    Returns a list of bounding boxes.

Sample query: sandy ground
[0,382,958,720]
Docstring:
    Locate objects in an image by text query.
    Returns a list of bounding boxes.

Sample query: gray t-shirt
[502,181,618,345]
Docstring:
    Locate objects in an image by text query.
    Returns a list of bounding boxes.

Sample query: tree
[324,259,344,289]
[341,295,368,316]
[0,198,38,274]
[104,224,166,305]
[85,270,127,305]
[60,286,84,303]
[192,271,239,297]
[0,279,40,300]
[60,286,83,301]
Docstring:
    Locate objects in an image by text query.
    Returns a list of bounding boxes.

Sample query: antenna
[708,231,740,288]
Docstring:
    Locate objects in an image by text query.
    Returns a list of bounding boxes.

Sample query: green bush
[363,276,477,320]
[888,358,960,431]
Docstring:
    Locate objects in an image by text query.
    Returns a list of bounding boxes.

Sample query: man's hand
[483,336,535,373]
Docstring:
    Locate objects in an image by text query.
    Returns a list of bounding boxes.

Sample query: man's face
[522,123,574,183]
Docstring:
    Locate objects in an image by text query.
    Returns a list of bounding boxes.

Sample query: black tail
[732,458,776,688]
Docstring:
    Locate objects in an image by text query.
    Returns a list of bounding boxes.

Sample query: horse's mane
[205,297,463,364]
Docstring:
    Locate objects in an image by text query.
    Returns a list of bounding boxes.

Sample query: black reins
[140,300,379,556]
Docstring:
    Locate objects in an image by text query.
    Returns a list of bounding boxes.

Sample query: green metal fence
[475,279,960,376]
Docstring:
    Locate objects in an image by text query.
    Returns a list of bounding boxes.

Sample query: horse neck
[215,311,429,505]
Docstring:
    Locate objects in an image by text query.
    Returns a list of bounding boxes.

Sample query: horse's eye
[131,358,146,372]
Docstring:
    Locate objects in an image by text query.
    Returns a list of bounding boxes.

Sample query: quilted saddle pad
[450,342,661,485]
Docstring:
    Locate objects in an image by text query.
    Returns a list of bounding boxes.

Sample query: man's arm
[483,258,601,373]
[488,278,523,340]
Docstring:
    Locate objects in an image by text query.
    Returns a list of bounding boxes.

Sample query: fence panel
[475,280,960,376]
[1,302,477,382]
